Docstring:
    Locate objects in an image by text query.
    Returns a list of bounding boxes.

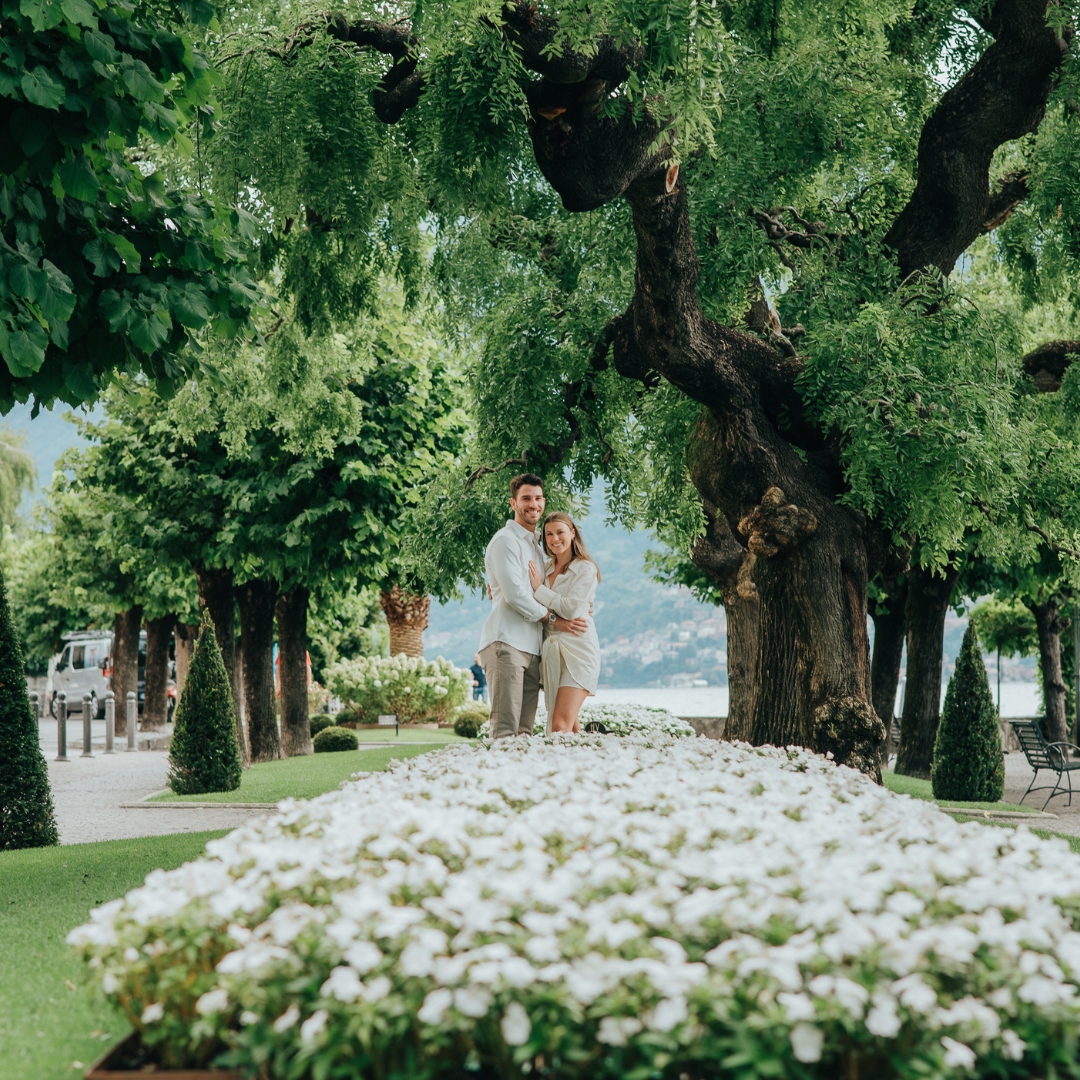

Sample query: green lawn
[0,830,228,1080]
[150,743,443,803]
[882,770,1037,813]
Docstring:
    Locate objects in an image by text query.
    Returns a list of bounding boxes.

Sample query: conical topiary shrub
[932,621,1004,802]
[168,612,242,795]
[0,567,59,849]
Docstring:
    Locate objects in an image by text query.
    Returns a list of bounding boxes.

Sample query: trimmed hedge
[167,613,242,795]
[0,567,58,849]
[313,726,359,753]
[453,710,488,738]
[309,715,335,737]
[932,621,1004,801]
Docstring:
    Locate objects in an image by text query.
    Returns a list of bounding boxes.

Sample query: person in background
[470,652,488,703]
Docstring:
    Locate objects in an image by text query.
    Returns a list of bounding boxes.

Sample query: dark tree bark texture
[895,565,960,779]
[277,586,313,757]
[328,0,1070,776]
[869,573,908,762]
[142,615,173,729]
[239,579,282,763]
[194,564,248,765]
[1029,599,1070,747]
[111,605,142,737]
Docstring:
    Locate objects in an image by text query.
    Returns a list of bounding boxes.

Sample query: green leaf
[59,0,95,26]
[2,324,48,378]
[9,261,46,301]
[128,307,171,354]
[19,0,63,31]
[170,287,210,329]
[98,289,131,332]
[38,260,76,322]
[21,189,46,220]
[21,66,66,110]
[83,29,120,65]
[82,237,123,276]
[119,58,165,104]
[107,233,142,273]
[57,156,100,202]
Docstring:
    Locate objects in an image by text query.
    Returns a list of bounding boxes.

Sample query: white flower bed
[478,702,696,738]
[71,736,1080,1079]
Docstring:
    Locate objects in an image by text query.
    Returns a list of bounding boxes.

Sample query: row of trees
[6,294,464,762]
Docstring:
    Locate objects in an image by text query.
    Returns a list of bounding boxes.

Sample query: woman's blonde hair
[541,512,601,582]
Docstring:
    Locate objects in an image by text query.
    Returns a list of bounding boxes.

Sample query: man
[479,473,587,738]
[470,652,488,703]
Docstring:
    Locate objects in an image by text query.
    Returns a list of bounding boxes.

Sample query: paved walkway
[1002,751,1080,836]
[40,720,268,845]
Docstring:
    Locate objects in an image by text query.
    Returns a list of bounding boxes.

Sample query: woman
[527,512,601,733]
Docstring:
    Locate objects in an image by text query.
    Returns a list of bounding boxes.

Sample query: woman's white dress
[532,559,600,732]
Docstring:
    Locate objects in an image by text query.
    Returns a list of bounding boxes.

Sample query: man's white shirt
[478,519,548,655]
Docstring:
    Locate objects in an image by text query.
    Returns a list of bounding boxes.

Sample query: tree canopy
[0,0,261,409]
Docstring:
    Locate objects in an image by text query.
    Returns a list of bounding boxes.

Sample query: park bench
[1010,719,1080,809]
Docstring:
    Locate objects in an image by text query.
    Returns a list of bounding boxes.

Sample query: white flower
[597,1016,643,1046]
[273,1004,300,1033]
[418,988,453,1024]
[941,1037,976,1069]
[240,1011,259,1026]
[790,1023,824,1062]
[195,989,228,1015]
[141,1003,164,1024]
[101,972,120,994]
[866,1001,902,1038]
[650,997,688,1032]
[1001,1029,1026,1061]
[321,966,364,1003]
[500,1002,531,1045]
[300,1009,328,1045]
[455,987,492,1017]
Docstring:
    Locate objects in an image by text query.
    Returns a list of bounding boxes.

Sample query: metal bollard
[29,691,39,720]
[81,694,94,757]
[104,691,116,753]
[126,691,137,751]
[56,693,69,761]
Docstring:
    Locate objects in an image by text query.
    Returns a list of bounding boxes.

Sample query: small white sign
[377,714,398,727]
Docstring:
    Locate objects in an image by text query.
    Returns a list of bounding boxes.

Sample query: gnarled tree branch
[884,0,1068,277]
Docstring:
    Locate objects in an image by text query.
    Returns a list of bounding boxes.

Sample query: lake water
[565,681,1044,718]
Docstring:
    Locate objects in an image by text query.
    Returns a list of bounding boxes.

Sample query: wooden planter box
[86,1032,240,1079]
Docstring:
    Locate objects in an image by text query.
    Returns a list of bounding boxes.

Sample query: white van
[49,630,147,719]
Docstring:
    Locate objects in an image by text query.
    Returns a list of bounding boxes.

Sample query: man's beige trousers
[479,641,540,738]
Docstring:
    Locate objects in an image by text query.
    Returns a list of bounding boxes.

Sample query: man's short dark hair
[510,473,545,497]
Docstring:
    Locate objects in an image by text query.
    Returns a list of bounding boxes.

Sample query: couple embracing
[477,473,601,737]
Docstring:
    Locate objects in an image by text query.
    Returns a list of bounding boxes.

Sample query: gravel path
[40,720,268,845]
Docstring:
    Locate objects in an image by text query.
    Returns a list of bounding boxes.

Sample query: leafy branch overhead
[0,0,261,409]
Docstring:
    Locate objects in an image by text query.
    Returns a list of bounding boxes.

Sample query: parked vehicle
[48,630,147,719]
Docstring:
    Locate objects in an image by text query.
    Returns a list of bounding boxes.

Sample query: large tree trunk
[329,0,1067,777]
[277,586,312,757]
[238,579,282,763]
[379,586,430,657]
[111,605,142,737]
[174,622,198,698]
[895,565,959,779]
[1029,599,1070,747]
[682,474,759,737]
[870,572,908,763]
[194,564,248,765]
[142,615,173,730]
